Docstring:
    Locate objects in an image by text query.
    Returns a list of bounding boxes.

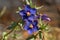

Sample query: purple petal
[25,5,31,12]
[32,20,38,26]
[19,10,26,16]
[28,15,35,22]
[33,26,38,32]
[30,8,37,15]
[27,29,33,34]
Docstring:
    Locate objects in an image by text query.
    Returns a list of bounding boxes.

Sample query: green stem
[3,27,16,40]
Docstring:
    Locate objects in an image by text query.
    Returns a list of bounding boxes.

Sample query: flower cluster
[19,5,51,34]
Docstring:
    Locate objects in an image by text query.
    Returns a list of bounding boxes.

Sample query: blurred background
[0,0,60,40]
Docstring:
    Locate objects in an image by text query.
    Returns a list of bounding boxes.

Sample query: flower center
[26,12,31,16]
[29,24,33,28]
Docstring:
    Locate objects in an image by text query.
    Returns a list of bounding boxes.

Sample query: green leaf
[18,7,22,10]
[3,32,8,40]
[7,22,18,30]
[29,0,35,8]
[19,19,24,25]
[39,31,42,39]
[30,0,32,7]
[15,25,20,31]
[36,6,44,9]
[26,0,30,5]
[12,33,17,39]
[39,23,48,30]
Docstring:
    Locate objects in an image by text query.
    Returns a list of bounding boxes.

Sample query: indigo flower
[24,20,38,31]
[24,5,37,15]
[27,26,39,34]
[19,9,38,22]
[19,5,37,18]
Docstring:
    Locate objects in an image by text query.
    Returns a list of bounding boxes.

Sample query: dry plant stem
[35,34,40,40]
[33,31,40,40]
[5,28,15,36]
[0,6,7,17]
[42,30,48,40]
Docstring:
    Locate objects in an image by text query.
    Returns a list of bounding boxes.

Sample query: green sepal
[39,23,48,30]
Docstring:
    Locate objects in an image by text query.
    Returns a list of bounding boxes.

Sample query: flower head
[19,5,37,18]
[24,20,38,30]
[25,5,37,15]
[27,26,39,34]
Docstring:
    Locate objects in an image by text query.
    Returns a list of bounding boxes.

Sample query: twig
[0,6,7,17]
